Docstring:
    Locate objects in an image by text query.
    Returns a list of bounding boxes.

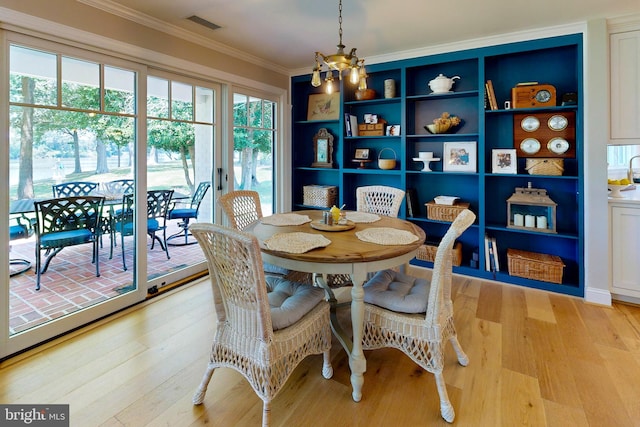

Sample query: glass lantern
[506,182,557,233]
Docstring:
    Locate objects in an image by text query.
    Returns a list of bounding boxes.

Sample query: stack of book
[484,234,500,273]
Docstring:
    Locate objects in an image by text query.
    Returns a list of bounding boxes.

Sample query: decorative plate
[264,232,331,253]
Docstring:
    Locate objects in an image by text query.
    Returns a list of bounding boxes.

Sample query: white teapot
[428,74,460,94]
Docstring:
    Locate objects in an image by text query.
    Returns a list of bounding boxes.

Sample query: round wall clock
[548,114,569,131]
[521,116,540,132]
[520,138,541,155]
[547,137,570,155]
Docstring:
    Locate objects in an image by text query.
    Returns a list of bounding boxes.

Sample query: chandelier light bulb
[311,68,321,87]
[349,67,359,85]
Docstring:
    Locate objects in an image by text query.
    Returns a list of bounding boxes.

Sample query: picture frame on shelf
[492,149,518,174]
[354,148,370,160]
[386,125,401,136]
[307,92,340,121]
[311,128,334,168]
[443,141,477,172]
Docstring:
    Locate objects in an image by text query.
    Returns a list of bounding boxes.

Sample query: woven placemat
[355,227,420,245]
[264,232,331,253]
[346,212,381,223]
[260,213,312,226]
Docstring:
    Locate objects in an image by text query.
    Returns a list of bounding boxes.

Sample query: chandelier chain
[338,0,343,46]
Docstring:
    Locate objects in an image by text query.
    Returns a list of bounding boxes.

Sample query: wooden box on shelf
[303,185,337,208]
[426,201,470,222]
[358,119,387,136]
[417,241,463,266]
[507,248,564,284]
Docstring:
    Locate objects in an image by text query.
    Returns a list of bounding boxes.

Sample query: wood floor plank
[500,368,546,427]
[525,289,557,323]
[597,343,640,422]
[476,281,502,323]
[543,399,589,427]
[500,285,538,377]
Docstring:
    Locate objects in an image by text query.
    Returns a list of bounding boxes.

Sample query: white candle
[536,216,547,229]
[514,214,524,227]
[525,215,535,228]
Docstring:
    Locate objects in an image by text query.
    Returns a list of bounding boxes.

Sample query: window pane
[105,66,135,114]
[9,45,57,106]
[263,100,274,128]
[171,81,193,121]
[148,76,169,118]
[62,56,100,110]
[233,93,247,126]
[249,97,262,127]
[195,86,214,123]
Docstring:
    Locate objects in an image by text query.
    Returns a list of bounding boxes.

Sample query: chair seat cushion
[40,229,94,248]
[10,224,29,240]
[265,277,325,330]
[363,269,431,314]
[169,208,196,219]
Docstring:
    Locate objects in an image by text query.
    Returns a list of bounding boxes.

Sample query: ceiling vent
[187,15,221,31]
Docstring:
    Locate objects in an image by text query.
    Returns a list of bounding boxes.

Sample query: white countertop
[608,186,640,205]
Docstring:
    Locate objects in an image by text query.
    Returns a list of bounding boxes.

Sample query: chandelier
[311,0,367,94]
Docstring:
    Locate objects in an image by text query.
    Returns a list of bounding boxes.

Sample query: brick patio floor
[8,221,205,335]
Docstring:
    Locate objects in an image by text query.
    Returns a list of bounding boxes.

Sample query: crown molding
[0,7,286,95]
[608,13,640,33]
[77,0,289,75]
[291,21,587,77]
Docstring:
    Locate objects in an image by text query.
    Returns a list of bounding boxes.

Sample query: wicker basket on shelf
[507,248,564,284]
[303,185,337,208]
[525,158,564,176]
[417,241,462,266]
[426,201,470,222]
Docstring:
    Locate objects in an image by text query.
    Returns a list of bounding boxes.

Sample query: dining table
[245,209,426,402]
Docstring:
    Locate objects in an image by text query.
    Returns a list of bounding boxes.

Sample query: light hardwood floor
[2,268,640,427]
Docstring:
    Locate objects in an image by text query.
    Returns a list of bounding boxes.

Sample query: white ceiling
[89,0,638,73]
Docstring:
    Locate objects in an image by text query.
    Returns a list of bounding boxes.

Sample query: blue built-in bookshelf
[291,34,584,297]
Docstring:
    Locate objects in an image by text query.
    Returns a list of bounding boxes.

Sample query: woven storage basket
[377,148,397,170]
[303,185,337,208]
[417,241,462,266]
[507,248,564,284]
[426,201,470,222]
[525,158,564,176]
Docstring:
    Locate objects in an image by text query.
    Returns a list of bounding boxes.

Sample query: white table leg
[349,268,367,402]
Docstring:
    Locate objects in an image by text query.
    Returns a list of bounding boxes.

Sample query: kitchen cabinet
[610,29,640,141]
[610,202,640,299]
[291,34,584,296]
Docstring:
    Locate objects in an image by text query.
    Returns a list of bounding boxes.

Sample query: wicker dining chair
[190,223,333,427]
[356,185,406,217]
[361,209,475,423]
[218,190,290,276]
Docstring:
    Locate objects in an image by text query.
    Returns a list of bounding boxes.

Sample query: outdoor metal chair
[167,181,211,245]
[361,209,475,423]
[103,179,134,195]
[111,190,174,271]
[10,215,34,276]
[190,223,332,427]
[52,181,99,198]
[33,196,105,291]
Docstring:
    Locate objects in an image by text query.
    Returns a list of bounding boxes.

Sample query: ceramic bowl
[424,123,451,134]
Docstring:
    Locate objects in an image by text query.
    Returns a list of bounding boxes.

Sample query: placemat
[346,211,381,223]
[355,227,420,245]
[264,232,331,253]
[260,213,312,226]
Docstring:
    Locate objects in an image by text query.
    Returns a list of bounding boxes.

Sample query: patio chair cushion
[169,207,197,219]
[363,269,431,314]
[40,229,94,248]
[10,224,29,240]
[266,276,325,330]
